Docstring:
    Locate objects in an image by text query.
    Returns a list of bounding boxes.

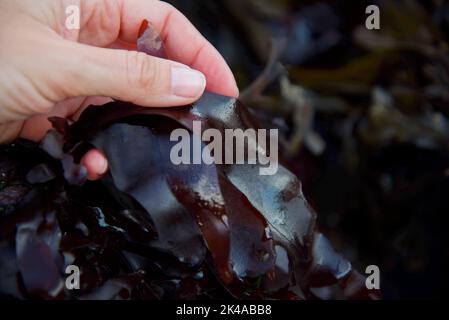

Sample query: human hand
[0,0,238,179]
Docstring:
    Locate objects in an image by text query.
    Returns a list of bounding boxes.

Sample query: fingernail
[171,66,206,98]
[97,155,108,175]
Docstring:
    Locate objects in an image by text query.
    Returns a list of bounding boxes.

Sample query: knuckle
[125,51,157,92]
[159,1,176,12]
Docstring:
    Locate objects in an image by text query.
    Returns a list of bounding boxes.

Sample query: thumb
[63,42,206,107]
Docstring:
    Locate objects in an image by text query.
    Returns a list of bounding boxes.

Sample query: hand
[0,0,238,179]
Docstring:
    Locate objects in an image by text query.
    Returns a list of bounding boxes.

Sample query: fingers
[0,121,24,144]
[18,96,112,142]
[0,116,108,181]
[81,149,108,180]
[119,0,238,97]
[64,42,206,107]
[76,0,238,98]
[19,97,87,141]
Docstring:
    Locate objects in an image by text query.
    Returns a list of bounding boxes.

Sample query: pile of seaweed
[0,92,377,300]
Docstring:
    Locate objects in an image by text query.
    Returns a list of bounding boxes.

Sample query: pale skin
[0,0,239,179]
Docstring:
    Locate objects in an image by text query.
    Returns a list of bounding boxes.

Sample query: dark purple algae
[0,92,379,300]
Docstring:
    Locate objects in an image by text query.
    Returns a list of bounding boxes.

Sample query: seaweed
[0,86,379,299]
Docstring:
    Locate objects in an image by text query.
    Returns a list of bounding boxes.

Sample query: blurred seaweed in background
[167,0,449,298]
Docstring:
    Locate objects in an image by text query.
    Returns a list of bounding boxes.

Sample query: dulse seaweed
[0,19,379,300]
[0,93,378,300]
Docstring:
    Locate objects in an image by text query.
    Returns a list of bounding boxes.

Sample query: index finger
[117,0,238,98]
